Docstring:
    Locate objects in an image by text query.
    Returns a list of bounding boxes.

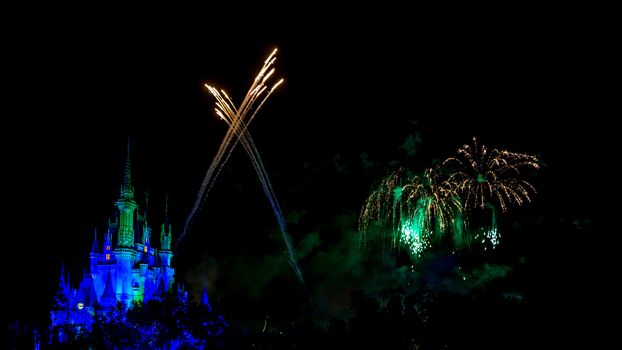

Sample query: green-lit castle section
[50,141,176,338]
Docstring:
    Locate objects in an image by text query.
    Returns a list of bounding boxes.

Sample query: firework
[180,48,283,241]
[359,167,407,247]
[179,49,306,292]
[359,137,540,261]
[443,137,540,213]
[443,137,540,248]
[359,167,464,260]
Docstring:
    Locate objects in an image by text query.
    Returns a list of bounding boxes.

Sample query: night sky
[3,6,614,346]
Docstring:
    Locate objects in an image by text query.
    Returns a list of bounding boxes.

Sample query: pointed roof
[91,228,99,253]
[200,284,212,312]
[100,270,117,307]
[80,279,96,307]
[57,263,66,291]
[105,224,112,242]
[123,138,132,189]
[156,273,167,297]
[119,138,134,200]
[164,193,169,225]
[144,190,150,221]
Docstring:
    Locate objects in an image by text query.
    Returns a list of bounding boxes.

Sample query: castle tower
[114,140,137,308]
[142,191,151,249]
[116,140,137,248]
[159,194,174,291]
[90,229,99,272]
[159,193,173,265]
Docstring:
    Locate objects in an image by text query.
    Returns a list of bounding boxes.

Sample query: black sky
[2,6,614,337]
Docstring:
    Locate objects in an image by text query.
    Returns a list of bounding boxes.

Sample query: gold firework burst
[444,137,540,213]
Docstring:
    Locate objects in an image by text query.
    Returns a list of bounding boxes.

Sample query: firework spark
[359,138,540,261]
[359,167,408,249]
[443,137,540,249]
[179,48,306,292]
[443,137,540,213]
[359,167,464,260]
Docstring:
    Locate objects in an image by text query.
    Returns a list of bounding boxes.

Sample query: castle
[50,142,176,340]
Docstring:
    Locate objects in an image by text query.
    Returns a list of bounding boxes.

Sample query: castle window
[106,245,111,251]
[144,246,148,253]
[106,253,110,261]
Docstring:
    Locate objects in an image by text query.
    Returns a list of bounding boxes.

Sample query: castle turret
[201,281,212,312]
[142,192,151,249]
[103,229,112,261]
[115,140,137,248]
[159,194,173,266]
[114,140,137,308]
[50,264,71,333]
[156,195,174,294]
[90,229,99,254]
[159,223,172,254]
[57,263,68,299]
[90,229,99,272]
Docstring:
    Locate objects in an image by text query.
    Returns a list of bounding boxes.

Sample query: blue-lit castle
[50,143,176,340]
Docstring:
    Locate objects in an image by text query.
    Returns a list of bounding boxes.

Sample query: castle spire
[145,191,150,221]
[58,262,66,290]
[159,195,173,268]
[142,191,151,247]
[91,228,99,253]
[120,138,134,201]
[160,195,172,252]
[164,193,169,225]
[116,138,137,248]
[123,138,132,189]
[201,279,212,312]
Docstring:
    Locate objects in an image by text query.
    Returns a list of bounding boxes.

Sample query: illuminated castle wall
[51,143,175,333]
